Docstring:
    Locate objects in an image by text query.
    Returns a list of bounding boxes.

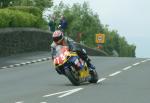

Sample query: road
[0,55,150,103]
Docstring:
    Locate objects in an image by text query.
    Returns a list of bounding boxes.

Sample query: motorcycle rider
[51,30,95,74]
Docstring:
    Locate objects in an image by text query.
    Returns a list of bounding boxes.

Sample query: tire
[65,67,80,86]
[89,69,98,83]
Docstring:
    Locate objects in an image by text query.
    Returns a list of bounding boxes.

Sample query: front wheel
[89,69,98,83]
[65,66,80,86]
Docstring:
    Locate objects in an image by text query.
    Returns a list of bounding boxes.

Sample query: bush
[8,6,42,17]
[0,9,43,28]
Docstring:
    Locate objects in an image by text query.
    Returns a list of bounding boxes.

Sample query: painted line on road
[37,59,42,62]
[123,66,132,71]
[15,101,24,103]
[12,59,149,102]
[9,65,14,68]
[109,71,122,77]
[25,61,31,64]
[20,63,26,65]
[14,64,21,66]
[41,59,149,100]
[31,60,37,63]
[97,78,107,83]
[43,88,83,98]
[1,66,7,69]
[145,59,150,62]
[0,57,51,69]
[42,58,48,60]
[140,59,150,63]
[58,88,83,98]
[141,60,147,63]
[42,60,147,99]
[133,62,140,66]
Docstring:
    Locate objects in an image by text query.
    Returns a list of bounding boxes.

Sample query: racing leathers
[51,37,95,73]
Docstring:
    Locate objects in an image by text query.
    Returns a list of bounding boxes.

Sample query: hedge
[0,28,52,57]
[7,6,42,17]
[0,9,43,28]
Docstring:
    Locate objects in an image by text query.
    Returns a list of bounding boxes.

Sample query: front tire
[89,69,98,83]
[65,66,80,86]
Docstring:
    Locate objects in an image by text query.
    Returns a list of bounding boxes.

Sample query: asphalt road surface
[0,54,150,103]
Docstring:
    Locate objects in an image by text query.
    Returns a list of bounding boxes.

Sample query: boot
[86,58,95,70]
[79,48,95,70]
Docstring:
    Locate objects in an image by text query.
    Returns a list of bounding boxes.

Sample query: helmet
[52,30,64,44]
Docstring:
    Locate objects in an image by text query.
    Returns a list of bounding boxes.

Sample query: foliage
[0,9,42,28]
[33,0,53,10]
[8,6,42,17]
[0,0,12,8]
[0,0,53,10]
[52,2,136,57]
[53,2,103,46]
[0,0,136,57]
[102,25,136,57]
[0,0,52,28]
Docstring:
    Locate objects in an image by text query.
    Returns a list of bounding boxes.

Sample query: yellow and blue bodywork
[54,52,90,79]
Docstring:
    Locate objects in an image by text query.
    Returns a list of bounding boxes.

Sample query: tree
[53,2,103,47]
[0,0,53,10]
[0,0,12,8]
[34,0,53,10]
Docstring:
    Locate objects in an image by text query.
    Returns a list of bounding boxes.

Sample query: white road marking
[147,59,150,61]
[9,65,14,68]
[14,64,21,66]
[1,66,7,69]
[15,101,24,103]
[123,66,132,71]
[133,62,140,66]
[58,88,83,98]
[21,63,26,65]
[42,58,48,61]
[0,57,51,69]
[43,88,83,98]
[109,71,122,77]
[141,60,147,63]
[31,60,37,63]
[37,59,42,62]
[3,57,147,103]
[25,62,31,64]
[97,78,107,83]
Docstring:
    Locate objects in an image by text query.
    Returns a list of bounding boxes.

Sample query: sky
[53,0,150,58]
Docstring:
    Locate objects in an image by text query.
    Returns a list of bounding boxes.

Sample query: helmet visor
[53,34,63,43]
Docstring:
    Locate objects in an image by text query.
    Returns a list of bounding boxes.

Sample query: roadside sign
[95,33,105,43]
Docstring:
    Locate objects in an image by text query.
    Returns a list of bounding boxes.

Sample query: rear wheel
[65,66,80,86]
[89,69,98,83]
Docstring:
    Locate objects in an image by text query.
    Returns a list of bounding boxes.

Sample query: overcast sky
[53,0,150,58]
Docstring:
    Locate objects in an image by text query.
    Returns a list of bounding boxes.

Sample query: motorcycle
[53,45,98,86]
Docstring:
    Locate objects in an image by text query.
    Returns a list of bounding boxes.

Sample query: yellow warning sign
[95,33,105,43]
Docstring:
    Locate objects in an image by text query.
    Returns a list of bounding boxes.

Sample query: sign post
[95,33,105,49]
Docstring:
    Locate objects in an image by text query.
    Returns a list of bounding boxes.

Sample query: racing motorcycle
[53,45,98,86]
